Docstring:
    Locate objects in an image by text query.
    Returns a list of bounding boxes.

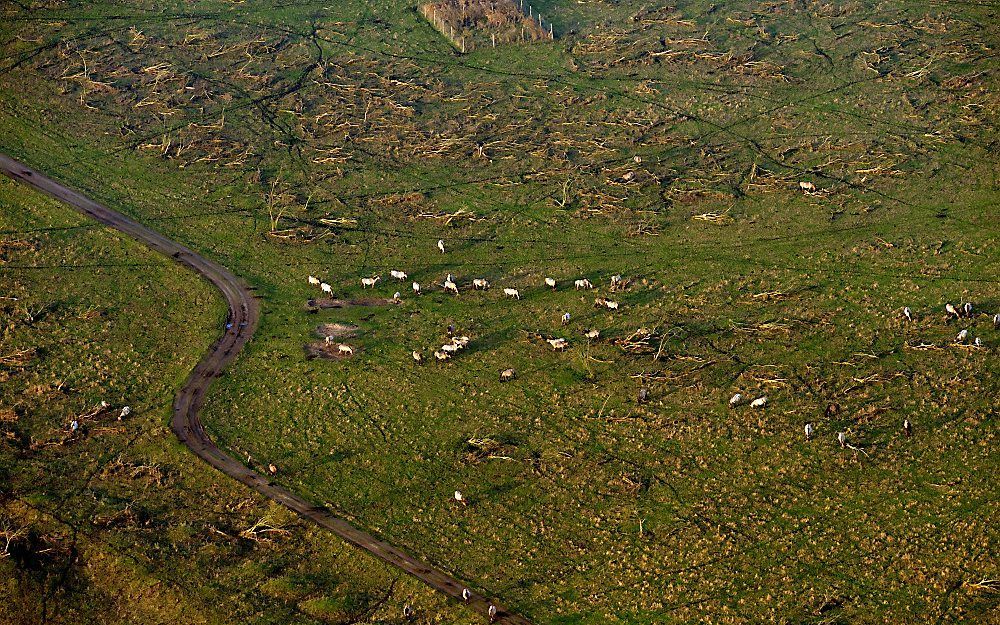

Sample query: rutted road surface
[0,153,532,625]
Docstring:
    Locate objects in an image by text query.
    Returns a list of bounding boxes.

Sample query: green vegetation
[0,179,477,624]
[2,0,998,623]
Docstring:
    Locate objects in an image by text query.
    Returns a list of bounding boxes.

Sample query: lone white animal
[945,302,959,318]
[750,396,768,408]
[804,422,814,440]
[454,490,466,505]
[444,279,459,295]
[799,181,816,192]
[837,431,847,448]
[500,368,516,382]
[575,278,594,290]
[503,288,521,300]
[393,291,401,302]
[119,406,131,420]
[994,313,1000,328]
[338,344,354,355]
[324,335,336,344]
[903,307,913,322]
[605,300,620,310]
[547,338,569,351]
[585,328,600,340]
[544,277,556,289]
[729,393,743,407]
[462,588,472,602]
[957,329,968,342]
[472,278,490,290]
[412,350,422,363]
[308,275,320,286]
[390,270,408,281]
[963,302,973,317]
[320,282,333,296]
[412,281,420,295]
[438,239,446,253]
[361,276,380,288]
[561,312,571,325]
[974,337,983,348]
[489,605,498,622]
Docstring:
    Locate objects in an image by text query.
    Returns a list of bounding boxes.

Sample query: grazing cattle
[575,278,594,290]
[308,275,320,286]
[412,281,421,295]
[804,422,814,440]
[503,288,520,300]
[903,306,912,322]
[963,302,973,317]
[799,181,816,192]
[585,328,600,340]
[837,431,847,448]
[412,351,422,363]
[561,312,571,325]
[500,368,516,382]
[434,350,452,361]
[545,277,556,289]
[547,338,569,351]
[473,278,490,290]
[320,282,333,296]
[605,300,619,311]
[454,490,466,505]
[945,302,959,319]
[338,344,354,355]
[489,605,498,622]
[729,393,743,408]
[119,406,131,420]
[390,270,407,281]
[444,279,459,295]
[750,396,767,408]
[462,588,472,602]
[956,329,968,342]
[438,239,446,253]
[903,419,912,437]
[637,388,649,403]
[361,276,380,288]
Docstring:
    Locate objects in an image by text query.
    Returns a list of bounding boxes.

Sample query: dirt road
[0,153,532,625]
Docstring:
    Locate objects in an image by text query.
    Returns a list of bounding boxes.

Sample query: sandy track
[0,153,532,625]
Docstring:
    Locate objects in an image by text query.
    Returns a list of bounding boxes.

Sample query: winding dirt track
[0,153,532,625]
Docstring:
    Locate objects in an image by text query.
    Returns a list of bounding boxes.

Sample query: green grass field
[1,0,998,622]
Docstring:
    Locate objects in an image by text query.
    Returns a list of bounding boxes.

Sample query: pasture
[1,0,998,622]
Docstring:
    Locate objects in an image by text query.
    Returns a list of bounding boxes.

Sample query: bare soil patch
[307,297,396,309]
[315,323,360,340]
[304,341,358,360]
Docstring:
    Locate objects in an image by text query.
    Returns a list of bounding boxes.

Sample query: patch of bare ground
[307,297,396,309]
[314,323,360,340]
[304,341,358,360]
